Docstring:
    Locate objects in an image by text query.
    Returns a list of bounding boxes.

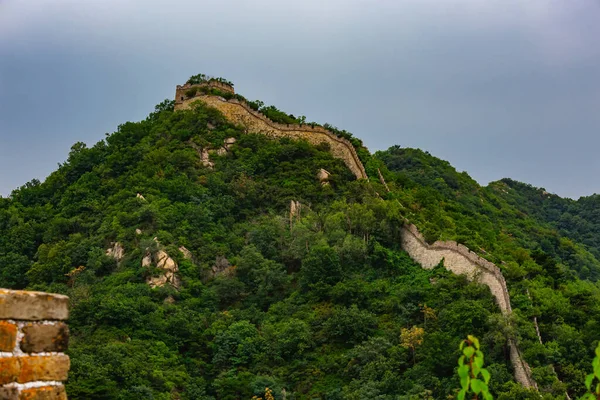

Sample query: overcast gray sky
[1,0,599,199]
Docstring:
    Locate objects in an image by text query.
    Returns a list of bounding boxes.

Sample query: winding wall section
[175,88,367,180]
[400,224,538,389]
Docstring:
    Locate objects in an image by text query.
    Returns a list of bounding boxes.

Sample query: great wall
[0,81,539,399]
[400,224,537,389]
[174,82,368,180]
[175,80,538,389]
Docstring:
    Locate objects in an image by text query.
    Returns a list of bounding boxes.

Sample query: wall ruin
[175,90,368,180]
[400,224,538,389]
[0,289,70,399]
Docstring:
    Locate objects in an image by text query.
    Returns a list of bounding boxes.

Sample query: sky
[1,0,599,199]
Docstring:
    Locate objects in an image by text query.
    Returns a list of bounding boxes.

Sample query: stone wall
[400,224,538,389]
[0,289,70,399]
[175,81,235,102]
[175,92,368,180]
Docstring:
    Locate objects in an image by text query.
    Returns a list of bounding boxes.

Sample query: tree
[400,326,425,365]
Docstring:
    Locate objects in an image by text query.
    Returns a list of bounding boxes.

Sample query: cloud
[0,0,599,197]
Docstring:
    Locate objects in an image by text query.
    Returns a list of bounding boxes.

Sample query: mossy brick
[18,355,70,383]
[19,386,67,400]
[0,321,18,351]
[0,290,68,321]
[0,387,18,400]
[0,357,19,384]
[20,323,69,353]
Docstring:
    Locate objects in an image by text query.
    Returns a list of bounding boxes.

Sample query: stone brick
[0,387,18,400]
[17,355,70,383]
[0,290,68,321]
[20,323,69,353]
[0,321,18,351]
[0,357,19,384]
[19,386,67,400]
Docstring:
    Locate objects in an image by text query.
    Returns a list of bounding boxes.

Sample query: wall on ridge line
[399,224,538,390]
[175,95,368,180]
[0,289,70,400]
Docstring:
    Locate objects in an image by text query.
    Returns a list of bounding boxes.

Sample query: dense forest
[2,80,600,399]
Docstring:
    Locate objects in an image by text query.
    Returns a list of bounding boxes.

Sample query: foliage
[457,335,493,400]
[581,342,600,399]
[186,74,234,87]
[1,85,600,399]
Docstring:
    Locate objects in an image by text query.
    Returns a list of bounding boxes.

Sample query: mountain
[1,75,599,400]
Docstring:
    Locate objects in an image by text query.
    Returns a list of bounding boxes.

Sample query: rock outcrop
[142,240,181,288]
[105,242,125,262]
[317,169,331,186]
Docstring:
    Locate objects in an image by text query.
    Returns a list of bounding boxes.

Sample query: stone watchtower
[174,80,235,109]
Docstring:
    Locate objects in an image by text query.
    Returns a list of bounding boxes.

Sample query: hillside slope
[1,77,599,399]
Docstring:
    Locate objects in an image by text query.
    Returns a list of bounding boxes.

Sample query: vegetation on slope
[1,83,600,399]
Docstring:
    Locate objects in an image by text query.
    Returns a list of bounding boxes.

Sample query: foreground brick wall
[0,289,70,400]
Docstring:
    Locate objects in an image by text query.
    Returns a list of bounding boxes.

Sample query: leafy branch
[457,335,493,400]
[581,342,600,400]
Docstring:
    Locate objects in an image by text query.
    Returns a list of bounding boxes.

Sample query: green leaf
[595,344,600,358]
[460,374,470,390]
[586,373,594,390]
[463,346,475,358]
[458,355,465,366]
[471,378,483,394]
[474,354,484,368]
[457,389,466,400]
[458,364,469,379]
[483,391,494,400]
[481,368,491,384]
[472,364,480,378]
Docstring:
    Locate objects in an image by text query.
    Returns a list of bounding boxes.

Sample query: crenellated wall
[400,224,538,389]
[0,289,70,400]
[175,81,235,101]
[174,89,368,180]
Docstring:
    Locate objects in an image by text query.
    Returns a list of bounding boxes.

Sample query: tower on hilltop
[175,80,234,105]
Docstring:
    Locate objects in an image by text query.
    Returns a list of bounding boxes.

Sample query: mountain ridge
[1,75,600,399]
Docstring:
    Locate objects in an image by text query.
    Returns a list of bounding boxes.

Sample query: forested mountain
[1,78,600,399]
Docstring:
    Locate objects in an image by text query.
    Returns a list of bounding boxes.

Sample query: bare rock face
[290,200,301,224]
[136,228,143,235]
[142,252,152,268]
[224,137,237,149]
[212,256,235,277]
[215,147,227,156]
[106,242,125,262]
[317,169,331,186]
[136,193,146,201]
[179,246,193,260]
[142,242,181,289]
[201,148,214,168]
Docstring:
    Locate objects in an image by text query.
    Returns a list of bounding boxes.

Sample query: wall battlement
[0,289,70,400]
[399,224,537,389]
[174,84,368,180]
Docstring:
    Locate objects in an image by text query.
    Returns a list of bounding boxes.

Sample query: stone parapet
[399,224,537,389]
[175,94,367,180]
[0,289,70,400]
